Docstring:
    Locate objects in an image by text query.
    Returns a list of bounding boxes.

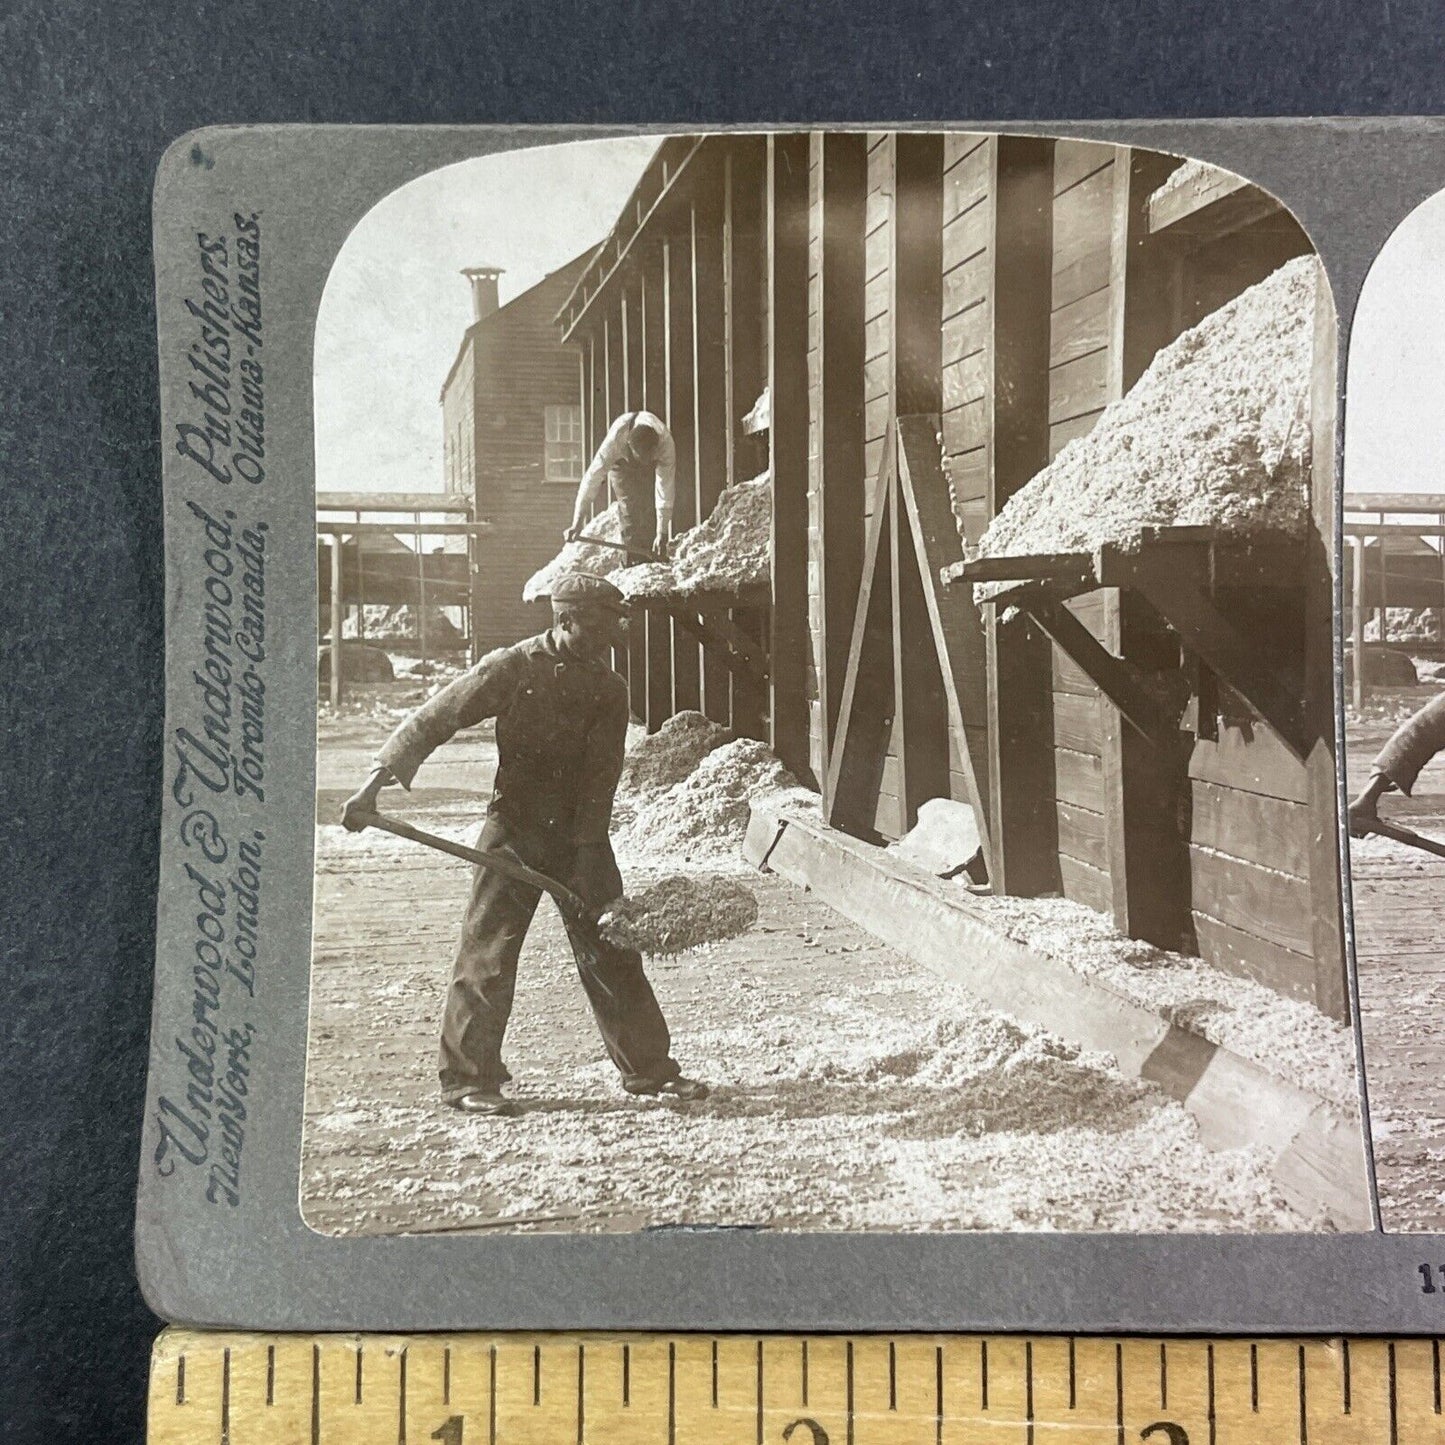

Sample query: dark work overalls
[377,632,681,1101]
[608,413,657,555]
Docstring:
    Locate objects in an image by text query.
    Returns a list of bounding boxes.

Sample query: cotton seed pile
[619,710,734,799]
[613,471,773,600]
[616,737,801,864]
[597,874,760,955]
[971,256,1319,594]
[522,502,627,603]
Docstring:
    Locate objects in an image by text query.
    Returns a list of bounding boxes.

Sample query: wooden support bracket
[1127,559,1311,762]
[669,607,770,685]
[895,414,994,866]
[1022,594,1176,750]
[823,428,898,836]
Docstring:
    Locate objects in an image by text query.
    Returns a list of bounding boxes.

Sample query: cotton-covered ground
[302,721,1306,1236]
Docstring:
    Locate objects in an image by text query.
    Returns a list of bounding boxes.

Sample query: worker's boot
[623,1075,710,1101]
[451,1089,522,1117]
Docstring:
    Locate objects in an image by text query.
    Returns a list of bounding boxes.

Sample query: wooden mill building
[554,131,1345,1021]
[443,252,593,653]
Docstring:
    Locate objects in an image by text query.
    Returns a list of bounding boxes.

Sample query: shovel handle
[573,535,664,565]
[1364,816,1445,860]
[352,810,597,921]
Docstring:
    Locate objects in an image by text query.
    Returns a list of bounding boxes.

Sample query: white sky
[313,136,660,496]
[1345,187,1445,498]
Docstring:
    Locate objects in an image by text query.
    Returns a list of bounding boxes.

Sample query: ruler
[149,1331,1445,1444]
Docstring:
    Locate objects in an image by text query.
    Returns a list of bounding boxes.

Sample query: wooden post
[641,255,671,731]
[415,513,428,663]
[812,133,867,802]
[666,232,702,714]
[329,533,343,710]
[1352,533,1366,711]
[986,135,1058,896]
[619,283,632,411]
[824,431,897,838]
[588,331,606,459]
[728,137,768,486]
[692,200,731,725]
[1377,509,1387,642]
[603,316,617,455]
[768,132,813,781]
[722,151,736,491]
[1307,267,1348,1020]
[1098,145,1192,947]
[889,133,949,826]
[354,509,366,641]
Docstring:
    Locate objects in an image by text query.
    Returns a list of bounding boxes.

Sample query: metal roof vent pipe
[462,265,504,321]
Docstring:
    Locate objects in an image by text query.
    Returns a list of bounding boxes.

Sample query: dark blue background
[2,1,1443,1438]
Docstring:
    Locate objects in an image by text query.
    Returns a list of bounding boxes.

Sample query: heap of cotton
[619,710,733,800]
[972,257,1320,595]
[614,472,773,600]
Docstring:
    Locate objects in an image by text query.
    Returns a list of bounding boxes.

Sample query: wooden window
[544,404,584,483]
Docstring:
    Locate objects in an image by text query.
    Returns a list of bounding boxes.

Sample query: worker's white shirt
[575,410,677,529]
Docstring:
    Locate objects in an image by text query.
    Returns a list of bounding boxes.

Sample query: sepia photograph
[299,130,1370,1238]
[1341,183,1445,1233]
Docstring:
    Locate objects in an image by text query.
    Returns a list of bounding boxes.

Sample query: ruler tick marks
[576,1345,584,1445]
[846,1341,855,1445]
[488,1347,497,1445]
[399,1348,408,1445]
[1342,1338,1351,1413]
[443,1347,450,1407]
[1297,1344,1308,1445]
[267,1345,276,1406]
[623,1343,631,1405]
[221,1347,231,1445]
[1068,1338,1076,1410]
[1206,1342,1216,1445]
[888,1341,896,1411]
[176,1355,185,1406]
[668,1342,676,1445]
[1250,1343,1259,1412]
[802,1339,809,1407]
[980,1340,989,1411]
[1388,1341,1398,1445]
[534,1344,541,1406]
[1434,1339,1441,1413]
[712,1340,719,1408]
[311,1344,321,1445]
[356,1346,363,1405]
[1159,1340,1168,1409]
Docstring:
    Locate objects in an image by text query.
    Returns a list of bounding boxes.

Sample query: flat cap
[550,571,629,613]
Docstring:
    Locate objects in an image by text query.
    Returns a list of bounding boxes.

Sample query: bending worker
[566,409,675,559]
[1349,691,1445,835]
[340,572,707,1116]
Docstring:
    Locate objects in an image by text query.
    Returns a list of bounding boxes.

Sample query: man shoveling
[566,410,675,559]
[340,573,709,1117]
